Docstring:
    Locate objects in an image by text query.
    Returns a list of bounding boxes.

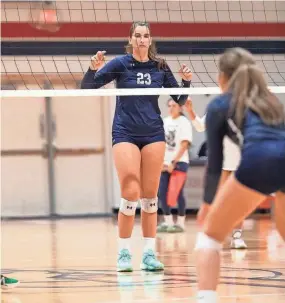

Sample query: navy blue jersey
[204,93,285,203]
[81,54,190,136]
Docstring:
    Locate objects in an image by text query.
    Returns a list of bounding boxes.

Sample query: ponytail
[228,64,284,127]
[219,48,285,128]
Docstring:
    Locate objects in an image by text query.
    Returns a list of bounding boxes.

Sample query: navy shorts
[235,140,285,195]
[112,132,165,150]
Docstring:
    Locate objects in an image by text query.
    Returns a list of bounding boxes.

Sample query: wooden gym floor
[1,217,285,302]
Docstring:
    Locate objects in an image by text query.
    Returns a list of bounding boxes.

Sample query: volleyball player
[184,99,247,249]
[81,21,192,272]
[194,47,285,303]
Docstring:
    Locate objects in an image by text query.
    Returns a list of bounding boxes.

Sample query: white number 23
[137,73,151,85]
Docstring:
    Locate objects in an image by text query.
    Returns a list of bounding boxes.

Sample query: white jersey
[163,115,193,165]
[190,114,240,171]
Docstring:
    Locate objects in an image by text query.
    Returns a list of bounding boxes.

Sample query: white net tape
[1,86,285,98]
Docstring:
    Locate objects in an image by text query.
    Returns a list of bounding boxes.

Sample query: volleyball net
[1,0,285,95]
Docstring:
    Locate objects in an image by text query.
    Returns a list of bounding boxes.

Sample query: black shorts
[204,140,285,205]
[112,132,165,150]
[235,141,285,195]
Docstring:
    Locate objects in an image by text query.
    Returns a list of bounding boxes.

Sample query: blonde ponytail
[219,48,285,127]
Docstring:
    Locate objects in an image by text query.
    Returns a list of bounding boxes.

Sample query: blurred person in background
[157,98,193,233]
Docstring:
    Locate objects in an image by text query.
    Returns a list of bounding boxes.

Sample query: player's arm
[184,98,206,132]
[192,116,206,132]
[168,140,190,173]
[81,52,122,89]
[169,118,192,172]
[172,141,190,165]
[203,99,227,204]
[173,118,193,162]
[163,64,192,106]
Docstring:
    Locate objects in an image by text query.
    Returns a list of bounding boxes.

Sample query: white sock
[118,238,131,252]
[164,215,174,226]
[143,237,156,252]
[177,215,185,228]
[197,290,217,303]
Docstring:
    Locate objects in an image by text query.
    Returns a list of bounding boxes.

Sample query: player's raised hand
[90,51,106,71]
[179,64,192,81]
[183,98,193,112]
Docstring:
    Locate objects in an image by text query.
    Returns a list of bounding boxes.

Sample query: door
[52,96,107,215]
[1,97,49,217]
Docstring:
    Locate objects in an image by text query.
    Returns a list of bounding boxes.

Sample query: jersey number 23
[137,73,151,85]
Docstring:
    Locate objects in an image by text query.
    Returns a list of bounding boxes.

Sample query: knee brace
[194,232,222,251]
[140,197,158,213]
[119,198,138,216]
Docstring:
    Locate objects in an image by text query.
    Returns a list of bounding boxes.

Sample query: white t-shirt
[163,115,193,165]
[191,114,241,170]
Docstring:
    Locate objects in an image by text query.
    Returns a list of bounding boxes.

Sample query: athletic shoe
[140,249,164,271]
[117,249,133,272]
[157,223,169,233]
[167,224,185,233]
[1,275,19,289]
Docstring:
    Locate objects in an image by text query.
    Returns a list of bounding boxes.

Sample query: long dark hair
[125,21,166,70]
[219,47,285,127]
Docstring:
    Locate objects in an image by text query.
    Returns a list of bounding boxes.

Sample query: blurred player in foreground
[194,47,285,303]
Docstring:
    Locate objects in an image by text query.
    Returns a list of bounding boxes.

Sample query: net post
[44,81,57,217]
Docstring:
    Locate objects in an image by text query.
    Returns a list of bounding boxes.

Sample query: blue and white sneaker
[117,249,133,272]
[140,249,164,271]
